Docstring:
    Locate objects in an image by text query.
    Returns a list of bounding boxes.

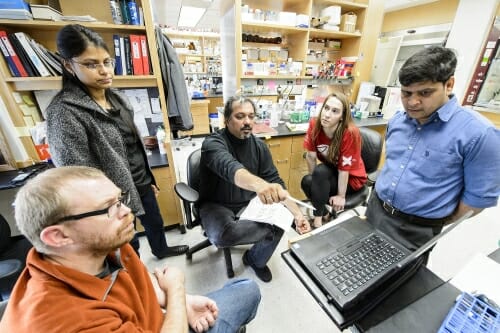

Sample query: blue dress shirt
[375,95,500,219]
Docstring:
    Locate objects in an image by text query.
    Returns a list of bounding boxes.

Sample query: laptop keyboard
[316,234,406,296]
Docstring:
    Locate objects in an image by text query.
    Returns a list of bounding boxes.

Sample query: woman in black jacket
[46,24,188,259]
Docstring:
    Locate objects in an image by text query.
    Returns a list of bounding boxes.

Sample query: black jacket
[199,129,285,209]
[155,27,193,131]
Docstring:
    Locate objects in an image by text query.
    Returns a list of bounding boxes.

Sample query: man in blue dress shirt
[366,46,500,252]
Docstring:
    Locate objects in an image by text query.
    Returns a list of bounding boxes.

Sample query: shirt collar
[405,94,457,125]
[435,94,457,122]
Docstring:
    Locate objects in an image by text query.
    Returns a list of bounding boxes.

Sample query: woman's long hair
[311,92,354,165]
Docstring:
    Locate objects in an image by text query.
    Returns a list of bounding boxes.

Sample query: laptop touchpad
[323,227,354,247]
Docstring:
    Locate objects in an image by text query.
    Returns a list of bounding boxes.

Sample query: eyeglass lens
[107,191,130,218]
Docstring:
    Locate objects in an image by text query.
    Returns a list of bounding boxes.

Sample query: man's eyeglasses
[58,191,130,223]
[72,58,116,71]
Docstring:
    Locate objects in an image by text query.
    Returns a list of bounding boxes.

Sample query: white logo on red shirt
[317,144,329,158]
[342,155,353,166]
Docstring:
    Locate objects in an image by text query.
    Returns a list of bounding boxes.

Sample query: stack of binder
[0,0,33,20]
[113,34,151,76]
[0,30,62,77]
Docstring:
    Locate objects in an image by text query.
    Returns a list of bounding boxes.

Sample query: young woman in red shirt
[302,92,367,228]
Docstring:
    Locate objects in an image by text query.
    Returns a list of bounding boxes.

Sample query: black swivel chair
[302,126,383,218]
[174,149,235,278]
[344,126,383,211]
[0,214,31,301]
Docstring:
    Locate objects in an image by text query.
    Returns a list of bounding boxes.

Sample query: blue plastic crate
[438,292,500,333]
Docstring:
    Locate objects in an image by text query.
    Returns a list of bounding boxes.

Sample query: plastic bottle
[156,126,166,155]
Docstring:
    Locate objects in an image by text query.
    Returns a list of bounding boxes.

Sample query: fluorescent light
[178,6,206,28]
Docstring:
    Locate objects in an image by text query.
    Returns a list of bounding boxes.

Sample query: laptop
[290,212,472,312]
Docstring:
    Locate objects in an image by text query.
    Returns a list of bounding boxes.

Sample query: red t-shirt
[304,119,367,190]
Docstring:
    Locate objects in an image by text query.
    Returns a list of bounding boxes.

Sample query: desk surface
[367,248,500,332]
[0,163,51,190]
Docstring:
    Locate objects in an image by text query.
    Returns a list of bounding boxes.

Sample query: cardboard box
[325,39,341,49]
[30,4,61,20]
[340,12,357,33]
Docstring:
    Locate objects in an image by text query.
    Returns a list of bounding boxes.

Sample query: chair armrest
[174,182,199,203]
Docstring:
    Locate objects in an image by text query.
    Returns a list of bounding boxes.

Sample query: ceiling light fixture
[178,5,206,28]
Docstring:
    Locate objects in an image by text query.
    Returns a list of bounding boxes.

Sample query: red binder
[139,35,150,75]
[129,34,143,75]
[0,30,28,77]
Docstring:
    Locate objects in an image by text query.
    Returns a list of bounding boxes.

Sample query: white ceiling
[150,0,439,31]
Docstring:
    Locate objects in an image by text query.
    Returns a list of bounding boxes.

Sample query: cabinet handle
[276,159,289,164]
[268,143,281,147]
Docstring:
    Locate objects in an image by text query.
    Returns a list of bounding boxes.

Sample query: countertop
[147,117,388,168]
[147,148,169,169]
[256,117,389,138]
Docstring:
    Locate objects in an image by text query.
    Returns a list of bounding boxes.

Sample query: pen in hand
[287,196,315,211]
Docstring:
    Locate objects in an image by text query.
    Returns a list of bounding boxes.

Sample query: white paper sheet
[150,97,163,123]
[239,196,294,230]
[449,253,500,306]
[124,89,153,119]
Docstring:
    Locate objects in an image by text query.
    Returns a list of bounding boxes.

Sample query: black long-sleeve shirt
[199,129,285,209]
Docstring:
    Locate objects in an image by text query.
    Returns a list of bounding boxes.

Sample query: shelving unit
[220,0,381,100]
[163,29,222,77]
[0,0,183,226]
[0,0,163,162]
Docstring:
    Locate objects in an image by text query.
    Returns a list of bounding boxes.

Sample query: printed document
[239,196,294,230]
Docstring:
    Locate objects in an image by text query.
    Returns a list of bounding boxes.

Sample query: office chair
[174,149,235,278]
[0,299,7,320]
[302,126,383,219]
[0,214,30,301]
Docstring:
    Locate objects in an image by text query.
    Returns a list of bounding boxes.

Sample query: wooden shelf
[313,0,368,11]
[241,75,308,80]
[242,42,286,49]
[242,22,309,34]
[309,29,362,39]
[163,30,220,38]
[0,19,147,32]
[4,75,159,91]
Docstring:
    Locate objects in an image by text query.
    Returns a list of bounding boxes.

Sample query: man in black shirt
[199,96,311,282]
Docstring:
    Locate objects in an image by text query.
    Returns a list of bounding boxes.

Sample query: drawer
[288,168,309,200]
[290,151,308,170]
[274,159,290,188]
[191,106,209,117]
[291,135,305,153]
[264,137,292,159]
[135,167,182,230]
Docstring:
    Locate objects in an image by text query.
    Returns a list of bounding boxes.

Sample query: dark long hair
[311,92,354,165]
[56,24,110,92]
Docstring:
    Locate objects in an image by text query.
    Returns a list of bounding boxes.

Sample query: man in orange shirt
[0,166,260,332]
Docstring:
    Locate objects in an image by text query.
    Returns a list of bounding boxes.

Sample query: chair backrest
[359,127,383,174]
[186,149,202,192]
[0,299,7,320]
[0,214,12,254]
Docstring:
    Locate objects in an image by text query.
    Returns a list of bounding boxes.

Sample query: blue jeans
[200,202,284,268]
[189,279,261,333]
[131,185,169,257]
